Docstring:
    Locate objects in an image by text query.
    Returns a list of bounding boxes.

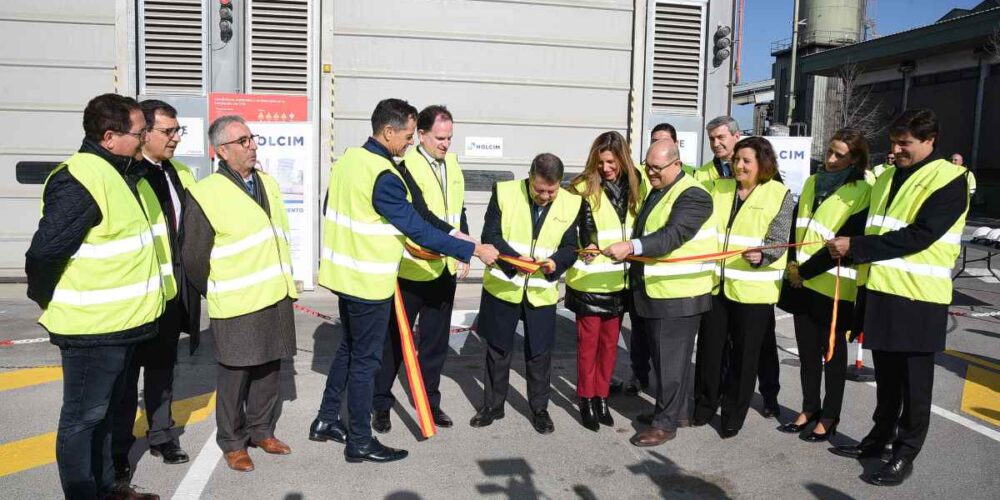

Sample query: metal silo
[799,0,865,46]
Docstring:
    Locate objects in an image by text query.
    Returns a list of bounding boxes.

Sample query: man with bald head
[603,139,715,447]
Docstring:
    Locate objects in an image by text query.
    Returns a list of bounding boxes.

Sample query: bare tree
[987,25,1000,61]
[828,63,887,140]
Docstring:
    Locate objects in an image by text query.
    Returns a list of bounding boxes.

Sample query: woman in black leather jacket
[565,131,643,431]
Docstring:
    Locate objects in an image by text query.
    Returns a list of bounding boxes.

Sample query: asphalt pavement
[1,259,998,499]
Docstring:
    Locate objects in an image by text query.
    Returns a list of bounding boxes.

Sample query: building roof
[799,4,1000,76]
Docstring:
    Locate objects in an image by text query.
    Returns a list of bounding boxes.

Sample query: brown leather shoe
[224,449,255,472]
[108,484,160,500]
[250,437,291,455]
[629,428,677,447]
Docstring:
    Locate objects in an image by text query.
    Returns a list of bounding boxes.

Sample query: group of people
[26,93,968,499]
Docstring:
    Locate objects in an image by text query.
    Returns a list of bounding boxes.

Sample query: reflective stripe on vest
[398,148,465,281]
[711,178,789,304]
[641,174,718,299]
[318,147,409,300]
[39,153,165,335]
[482,180,582,307]
[862,160,968,304]
[137,180,177,301]
[794,174,870,302]
[187,172,297,319]
[565,179,632,293]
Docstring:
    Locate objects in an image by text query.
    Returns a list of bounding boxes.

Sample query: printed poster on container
[209,93,315,289]
[763,136,813,198]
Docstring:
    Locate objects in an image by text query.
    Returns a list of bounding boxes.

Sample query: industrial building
[0,0,738,281]
[798,0,1000,217]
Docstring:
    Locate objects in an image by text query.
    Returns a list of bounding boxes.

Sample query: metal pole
[786,0,801,127]
[970,57,988,171]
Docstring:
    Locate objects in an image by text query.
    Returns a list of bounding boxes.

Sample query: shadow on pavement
[626,450,732,498]
[803,482,856,499]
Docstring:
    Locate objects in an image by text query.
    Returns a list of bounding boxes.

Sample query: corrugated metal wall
[0,0,121,278]
[321,0,636,245]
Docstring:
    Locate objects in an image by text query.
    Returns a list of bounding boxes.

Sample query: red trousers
[575,314,621,398]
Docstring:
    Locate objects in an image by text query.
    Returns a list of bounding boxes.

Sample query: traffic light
[219,0,234,43]
[713,25,733,68]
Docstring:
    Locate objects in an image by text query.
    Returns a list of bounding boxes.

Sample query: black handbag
[777,278,809,315]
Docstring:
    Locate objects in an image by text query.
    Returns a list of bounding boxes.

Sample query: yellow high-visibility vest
[39,153,165,335]
[187,171,297,318]
[482,180,581,307]
[398,147,465,281]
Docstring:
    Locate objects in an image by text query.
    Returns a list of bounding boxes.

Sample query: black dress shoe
[432,408,453,428]
[802,418,839,442]
[309,417,348,444]
[345,437,408,463]
[113,460,132,487]
[830,442,886,459]
[579,398,599,431]
[777,413,819,434]
[865,457,913,486]
[148,442,189,464]
[532,410,555,434]
[760,406,780,419]
[595,397,614,426]
[720,427,740,439]
[469,407,504,428]
[624,377,647,396]
[608,377,624,394]
[690,415,712,427]
[371,410,391,434]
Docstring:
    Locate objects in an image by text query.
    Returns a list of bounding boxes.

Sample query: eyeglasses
[117,129,147,140]
[151,126,187,137]
[219,134,260,149]
[645,159,679,174]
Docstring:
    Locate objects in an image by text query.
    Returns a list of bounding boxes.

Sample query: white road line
[172,428,222,500]
[861,381,1000,443]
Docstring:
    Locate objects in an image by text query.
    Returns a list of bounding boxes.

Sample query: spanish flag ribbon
[393,283,436,439]
[405,243,543,274]
[825,258,842,363]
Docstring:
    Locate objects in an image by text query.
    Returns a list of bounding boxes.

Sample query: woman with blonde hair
[565,131,643,431]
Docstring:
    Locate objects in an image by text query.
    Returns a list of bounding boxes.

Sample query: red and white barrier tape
[0,337,49,347]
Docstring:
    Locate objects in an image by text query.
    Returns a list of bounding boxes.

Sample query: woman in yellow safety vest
[693,137,796,438]
[565,131,643,431]
[780,128,871,442]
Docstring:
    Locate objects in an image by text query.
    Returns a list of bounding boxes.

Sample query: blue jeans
[56,344,133,500]
[317,297,391,447]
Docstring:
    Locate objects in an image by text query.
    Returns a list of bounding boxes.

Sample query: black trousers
[372,273,456,412]
[112,301,183,463]
[694,294,774,430]
[861,350,935,462]
[628,310,651,385]
[57,344,133,500]
[215,359,281,452]
[793,307,847,420]
[647,314,701,431]
[756,314,780,409]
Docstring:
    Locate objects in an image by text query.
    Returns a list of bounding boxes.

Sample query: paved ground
[1,251,999,499]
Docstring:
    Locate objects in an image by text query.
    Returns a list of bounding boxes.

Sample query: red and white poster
[209,93,316,289]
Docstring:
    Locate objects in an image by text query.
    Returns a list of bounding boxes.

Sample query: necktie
[721,161,732,178]
[246,178,255,194]
[435,162,447,201]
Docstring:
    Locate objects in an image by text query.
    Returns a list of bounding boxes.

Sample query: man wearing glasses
[26,93,162,499]
[181,116,298,472]
[111,100,200,486]
[602,139,715,447]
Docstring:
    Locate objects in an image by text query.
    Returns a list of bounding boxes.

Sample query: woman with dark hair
[692,136,795,438]
[779,128,871,441]
[565,131,643,431]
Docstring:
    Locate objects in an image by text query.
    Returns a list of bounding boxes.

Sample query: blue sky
[732,0,984,128]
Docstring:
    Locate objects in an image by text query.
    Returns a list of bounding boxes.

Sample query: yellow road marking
[945,350,1000,372]
[0,366,62,391]
[961,365,1000,427]
[0,391,215,478]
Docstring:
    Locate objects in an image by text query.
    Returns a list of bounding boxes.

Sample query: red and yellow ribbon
[825,259,841,363]
[405,242,543,274]
[393,283,436,438]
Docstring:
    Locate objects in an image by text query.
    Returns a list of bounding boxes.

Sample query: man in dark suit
[827,109,969,486]
[603,140,714,446]
[470,154,581,434]
[112,100,201,486]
